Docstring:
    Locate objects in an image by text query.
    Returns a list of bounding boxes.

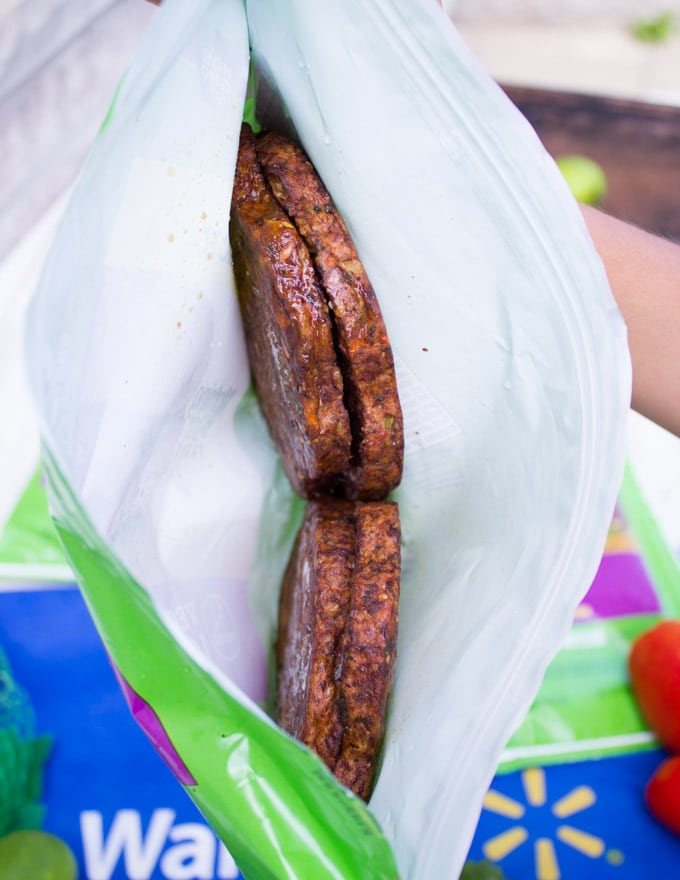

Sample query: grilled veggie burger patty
[276,500,401,800]
[230,124,403,500]
[230,123,403,801]
[256,131,404,500]
[230,125,351,497]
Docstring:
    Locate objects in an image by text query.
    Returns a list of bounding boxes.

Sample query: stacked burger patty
[230,125,404,800]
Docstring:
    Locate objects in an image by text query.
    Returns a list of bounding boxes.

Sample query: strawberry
[645,756,680,837]
[629,620,680,752]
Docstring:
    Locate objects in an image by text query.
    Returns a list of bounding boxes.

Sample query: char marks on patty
[275,500,401,800]
[230,125,351,497]
[257,131,404,500]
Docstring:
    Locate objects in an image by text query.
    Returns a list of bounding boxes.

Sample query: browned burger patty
[276,500,401,800]
[230,125,352,497]
[230,123,403,500]
[276,501,355,768]
[256,132,404,501]
[232,124,403,801]
[332,502,401,800]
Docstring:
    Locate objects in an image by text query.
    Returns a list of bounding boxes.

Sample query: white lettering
[217,841,239,879]
[81,809,175,880]
[80,809,242,879]
[159,823,215,879]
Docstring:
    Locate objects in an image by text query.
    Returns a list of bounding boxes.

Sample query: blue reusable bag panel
[0,585,246,880]
[468,750,680,879]
[5,584,680,880]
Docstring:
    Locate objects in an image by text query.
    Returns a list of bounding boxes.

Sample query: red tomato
[629,620,680,752]
[645,756,680,837]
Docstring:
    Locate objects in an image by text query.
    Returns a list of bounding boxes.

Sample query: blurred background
[2,1,680,258]
[452,0,680,106]
[0,0,155,263]
[451,0,677,25]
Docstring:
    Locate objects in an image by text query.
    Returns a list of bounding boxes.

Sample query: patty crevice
[275,500,400,800]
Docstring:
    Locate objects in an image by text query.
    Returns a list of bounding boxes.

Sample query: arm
[582,205,680,438]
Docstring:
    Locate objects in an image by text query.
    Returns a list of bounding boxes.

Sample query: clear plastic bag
[25,1,630,877]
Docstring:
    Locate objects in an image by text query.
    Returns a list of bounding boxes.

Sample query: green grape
[0,830,77,880]
[556,155,607,207]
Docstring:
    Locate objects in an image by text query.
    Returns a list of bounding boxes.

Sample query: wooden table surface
[506,85,680,241]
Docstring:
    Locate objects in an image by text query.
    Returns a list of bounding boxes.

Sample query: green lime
[0,830,77,879]
[556,155,608,206]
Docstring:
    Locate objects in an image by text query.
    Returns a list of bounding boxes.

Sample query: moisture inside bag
[25,1,631,878]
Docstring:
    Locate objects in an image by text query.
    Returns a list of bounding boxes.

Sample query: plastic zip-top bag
[24,1,631,878]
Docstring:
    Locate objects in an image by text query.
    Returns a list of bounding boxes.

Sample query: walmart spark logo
[480,768,624,879]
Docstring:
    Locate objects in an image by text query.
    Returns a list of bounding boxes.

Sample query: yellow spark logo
[481,767,624,879]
